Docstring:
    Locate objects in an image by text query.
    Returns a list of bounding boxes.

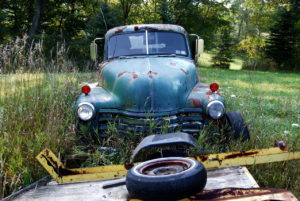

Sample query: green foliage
[238,35,273,70]
[231,0,275,40]
[178,0,230,49]
[212,26,234,69]
[239,36,266,59]
[1,0,300,71]
[266,1,300,71]
[86,2,119,39]
[84,2,119,63]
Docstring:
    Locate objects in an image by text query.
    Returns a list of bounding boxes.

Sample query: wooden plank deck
[9,166,259,201]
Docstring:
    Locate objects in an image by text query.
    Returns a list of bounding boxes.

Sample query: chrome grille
[98,111,204,135]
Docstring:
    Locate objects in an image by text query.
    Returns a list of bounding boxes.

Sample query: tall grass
[0,36,77,73]
[199,66,300,197]
[0,37,98,198]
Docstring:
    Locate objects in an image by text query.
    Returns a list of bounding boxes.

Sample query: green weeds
[199,66,300,197]
[0,72,100,197]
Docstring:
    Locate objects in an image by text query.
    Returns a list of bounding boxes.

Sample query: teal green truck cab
[76,24,249,140]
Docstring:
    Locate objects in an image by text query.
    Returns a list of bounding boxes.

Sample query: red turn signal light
[81,85,91,95]
[210,82,219,92]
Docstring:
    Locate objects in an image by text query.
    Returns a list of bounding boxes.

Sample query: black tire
[126,157,207,200]
[224,112,250,141]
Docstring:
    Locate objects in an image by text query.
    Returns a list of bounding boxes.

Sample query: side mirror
[90,38,104,62]
[196,39,204,56]
[189,34,204,60]
[90,42,98,61]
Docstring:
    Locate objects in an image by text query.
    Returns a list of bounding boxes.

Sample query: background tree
[85,1,119,63]
[118,0,141,24]
[29,0,48,36]
[212,25,233,69]
[0,0,299,71]
[266,0,300,71]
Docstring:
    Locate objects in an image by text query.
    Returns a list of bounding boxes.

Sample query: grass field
[198,52,244,70]
[199,65,300,197]
[0,65,299,198]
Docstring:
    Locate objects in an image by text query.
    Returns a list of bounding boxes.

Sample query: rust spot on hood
[188,98,201,107]
[206,91,214,95]
[132,73,138,79]
[192,85,209,92]
[147,71,158,78]
[118,71,138,79]
[118,71,128,77]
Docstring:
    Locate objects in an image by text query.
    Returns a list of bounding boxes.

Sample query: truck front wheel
[222,111,250,141]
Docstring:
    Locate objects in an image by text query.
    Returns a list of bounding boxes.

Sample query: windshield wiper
[110,54,179,60]
[118,56,134,59]
[155,54,177,57]
[111,55,147,59]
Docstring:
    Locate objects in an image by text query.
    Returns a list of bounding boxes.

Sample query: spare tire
[126,157,207,200]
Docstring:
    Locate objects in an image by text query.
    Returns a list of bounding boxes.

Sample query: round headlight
[207,101,225,119]
[77,103,95,121]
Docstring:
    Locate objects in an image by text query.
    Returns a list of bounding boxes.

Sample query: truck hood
[101,57,198,112]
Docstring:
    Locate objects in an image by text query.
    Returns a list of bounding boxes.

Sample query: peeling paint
[99,62,109,77]
[147,70,158,78]
[206,91,214,95]
[117,71,139,79]
[224,151,259,159]
[114,26,126,34]
[191,188,298,201]
[106,24,188,40]
[188,98,201,107]
[117,71,127,78]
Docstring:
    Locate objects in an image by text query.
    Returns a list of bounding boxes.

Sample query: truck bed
[8,166,259,201]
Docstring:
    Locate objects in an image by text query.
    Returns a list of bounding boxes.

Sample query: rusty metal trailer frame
[36,146,300,184]
[177,188,298,201]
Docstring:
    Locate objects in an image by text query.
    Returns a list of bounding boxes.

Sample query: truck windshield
[108,31,188,59]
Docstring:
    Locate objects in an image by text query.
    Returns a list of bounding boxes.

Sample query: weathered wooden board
[8,166,258,201]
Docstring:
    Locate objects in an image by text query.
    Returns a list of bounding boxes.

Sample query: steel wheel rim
[138,159,191,176]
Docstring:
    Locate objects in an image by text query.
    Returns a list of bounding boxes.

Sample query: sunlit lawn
[198,51,243,70]
[199,66,300,197]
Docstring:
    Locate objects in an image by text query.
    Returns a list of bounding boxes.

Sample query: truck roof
[105,24,188,39]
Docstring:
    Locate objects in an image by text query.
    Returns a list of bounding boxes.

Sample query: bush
[212,26,233,69]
